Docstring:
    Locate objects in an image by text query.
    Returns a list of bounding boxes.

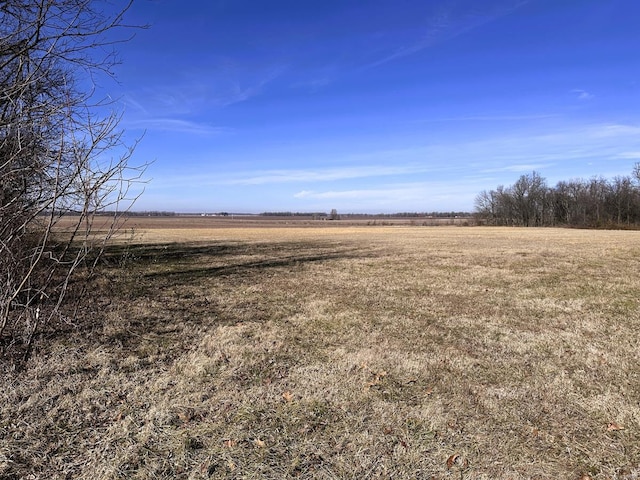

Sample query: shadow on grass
[14,239,375,366]
[146,245,369,281]
[106,240,374,289]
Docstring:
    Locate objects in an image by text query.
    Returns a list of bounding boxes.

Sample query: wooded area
[475,166,640,228]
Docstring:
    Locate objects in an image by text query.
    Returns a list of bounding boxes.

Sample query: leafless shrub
[0,0,147,362]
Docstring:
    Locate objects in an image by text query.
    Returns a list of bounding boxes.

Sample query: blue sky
[109,0,640,213]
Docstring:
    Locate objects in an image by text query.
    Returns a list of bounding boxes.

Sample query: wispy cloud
[367,9,450,68]
[120,64,287,136]
[617,151,640,159]
[290,76,334,92]
[223,164,436,185]
[419,113,560,123]
[292,181,482,211]
[122,94,149,116]
[126,118,228,136]
[294,185,432,201]
[123,64,286,127]
[572,89,595,101]
[368,0,530,68]
[591,124,640,137]
[481,163,554,173]
[212,65,287,107]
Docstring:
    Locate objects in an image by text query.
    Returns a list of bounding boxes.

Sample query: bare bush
[0,0,146,362]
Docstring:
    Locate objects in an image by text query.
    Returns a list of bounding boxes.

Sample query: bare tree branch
[1,0,148,363]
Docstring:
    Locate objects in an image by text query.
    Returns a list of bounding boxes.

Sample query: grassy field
[1,223,639,479]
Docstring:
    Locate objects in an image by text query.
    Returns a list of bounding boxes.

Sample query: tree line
[474,164,640,228]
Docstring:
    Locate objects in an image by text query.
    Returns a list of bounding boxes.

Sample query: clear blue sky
[109,0,640,213]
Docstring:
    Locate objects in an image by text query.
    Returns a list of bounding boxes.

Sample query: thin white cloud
[123,65,287,128]
[482,163,554,173]
[367,10,450,68]
[592,124,640,137]
[224,164,435,185]
[572,89,595,101]
[214,65,287,107]
[122,94,149,115]
[617,151,640,159]
[295,189,401,200]
[368,0,530,68]
[291,76,334,92]
[421,113,560,123]
[292,181,482,210]
[127,118,228,136]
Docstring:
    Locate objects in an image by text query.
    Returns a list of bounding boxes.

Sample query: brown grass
[2,225,640,479]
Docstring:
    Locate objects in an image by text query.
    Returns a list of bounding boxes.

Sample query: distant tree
[607,176,632,225]
[0,0,147,361]
[552,180,575,225]
[510,172,547,226]
[329,208,340,220]
[474,190,497,225]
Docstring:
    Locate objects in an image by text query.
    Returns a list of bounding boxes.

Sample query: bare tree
[473,190,497,225]
[1,0,146,361]
[510,172,547,227]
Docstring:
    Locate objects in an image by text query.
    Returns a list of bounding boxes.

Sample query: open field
[2,225,640,479]
[50,214,473,238]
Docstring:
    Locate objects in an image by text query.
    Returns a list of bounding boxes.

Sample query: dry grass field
[1,221,639,479]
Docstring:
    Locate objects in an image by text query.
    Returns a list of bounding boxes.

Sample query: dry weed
[1,226,639,479]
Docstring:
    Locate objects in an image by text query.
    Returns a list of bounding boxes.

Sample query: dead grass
[2,226,640,479]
